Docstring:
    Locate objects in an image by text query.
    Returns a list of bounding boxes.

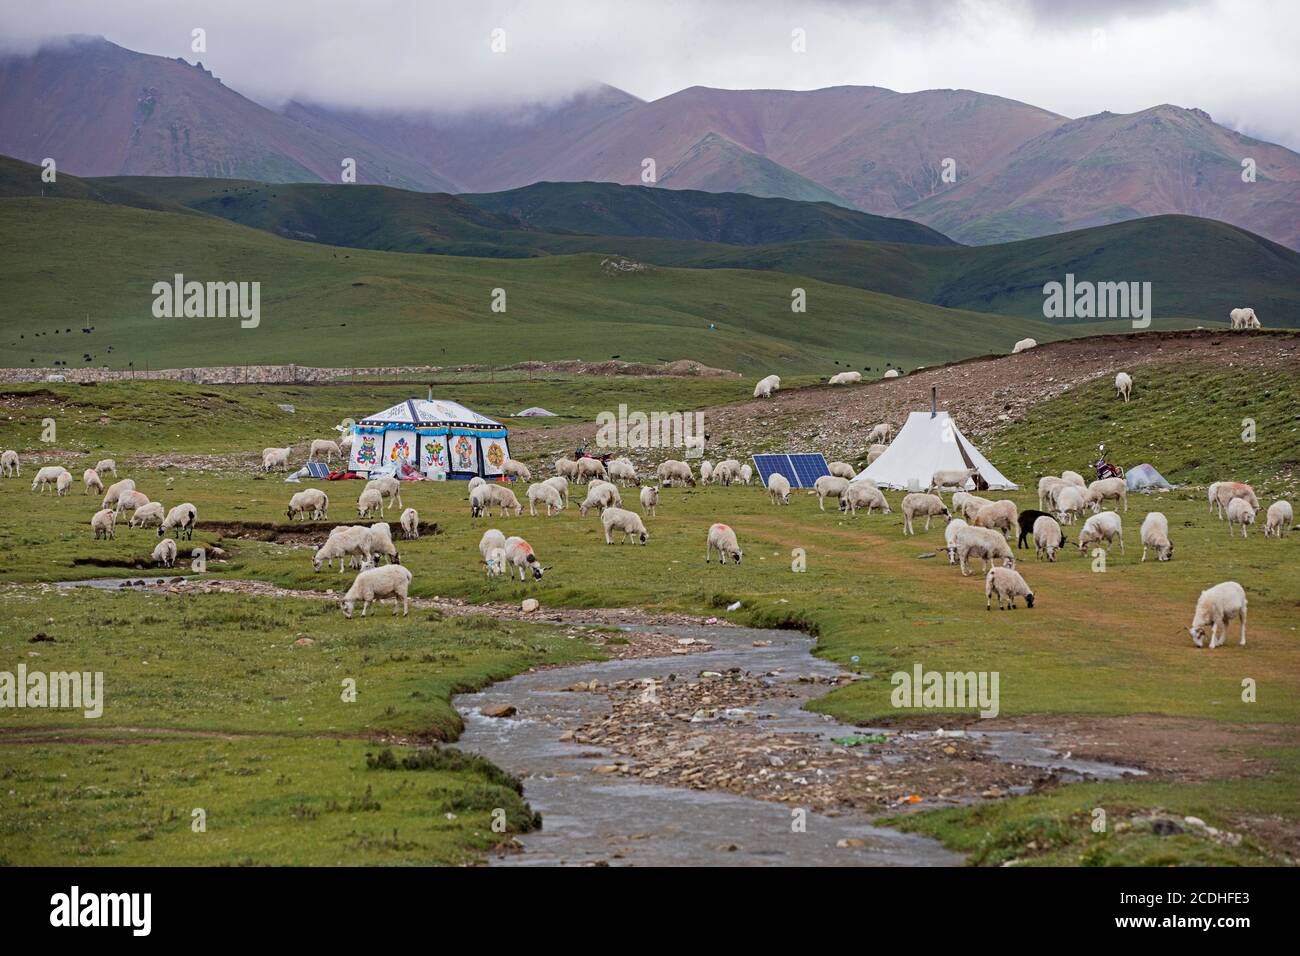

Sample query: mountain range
[2,35,1297,251]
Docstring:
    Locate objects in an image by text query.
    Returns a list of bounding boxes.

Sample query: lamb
[1115,371,1133,403]
[1229,307,1260,330]
[286,489,329,521]
[527,482,564,516]
[986,566,1035,610]
[639,485,659,517]
[1037,476,1066,511]
[828,370,862,385]
[314,525,372,572]
[115,489,151,519]
[101,477,136,510]
[1188,581,1247,648]
[1032,515,1065,562]
[357,484,385,518]
[753,374,781,399]
[575,457,608,483]
[811,475,851,511]
[605,457,640,486]
[954,525,1015,576]
[930,467,978,493]
[1213,481,1259,518]
[866,443,888,465]
[699,461,714,483]
[902,492,950,534]
[1054,486,1085,525]
[341,565,413,618]
[1016,509,1053,549]
[504,536,545,581]
[828,461,856,480]
[472,483,523,518]
[309,439,341,463]
[973,500,1018,539]
[1264,500,1293,538]
[1227,498,1255,538]
[484,547,507,578]
[578,480,622,516]
[1,450,19,477]
[602,507,649,544]
[366,522,400,565]
[1078,511,1124,554]
[1140,512,1174,562]
[152,538,178,568]
[656,460,695,487]
[82,468,104,496]
[705,523,743,564]
[840,482,890,516]
[90,508,116,540]
[56,471,73,496]
[365,475,403,511]
[1060,470,1086,489]
[159,502,198,540]
[767,472,791,505]
[1084,477,1127,513]
[31,465,69,493]
[942,518,969,564]
[400,507,420,540]
[128,501,165,529]
[739,464,753,485]
[542,475,569,506]
[502,459,532,482]
[1012,337,1037,354]
[554,458,580,481]
[261,446,291,472]
[865,423,893,444]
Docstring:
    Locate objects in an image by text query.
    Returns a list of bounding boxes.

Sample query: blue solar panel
[306,462,331,479]
[752,453,830,489]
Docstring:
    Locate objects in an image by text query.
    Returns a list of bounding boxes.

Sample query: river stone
[521,598,540,613]
[481,704,517,718]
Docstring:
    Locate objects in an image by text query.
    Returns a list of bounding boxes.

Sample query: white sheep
[1229,307,1260,330]
[640,485,659,517]
[527,482,564,516]
[484,546,507,578]
[1213,482,1259,518]
[883,369,900,379]
[767,472,791,505]
[358,487,384,519]
[287,489,329,521]
[954,525,1015,576]
[338,435,354,458]
[504,536,545,581]
[541,475,569,506]
[342,565,413,618]
[739,464,753,485]
[840,482,890,517]
[829,370,862,385]
[705,523,743,564]
[699,460,714,483]
[973,500,1018,539]
[309,439,341,462]
[710,459,744,486]
[159,502,197,540]
[1207,482,1221,515]
[1078,511,1124,554]
[314,525,372,572]
[115,489,151,519]
[866,423,893,444]
[472,483,523,518]
[1032,515,1065,562]
[1,450,19,477]
[575,457,608,483]
[955,492,994,523]
[930,467,978,493]
[101,477,136,509]
[502,459,532,482]
[1084,477,1127,513]
[56,471,73,496]
[94,458,117,478]
[31,465,68,493]
[1227,498,1255,538]
[554,458,580,481]
[1114,371,1133,403]
[366,522,400,565]
[602,507,649,544]
[1264,500,1292,538]
[1012,337,1037,354]
[605,457,639,486]
[1060,470,1086,489]
[811,475,851,511]
[479,529,507,562]
[1188,581,1247,648]
[942,518,969,564]
[1054,486,1085,525]
[901,492,950,535]
[828,461,856,480]
[656,460,695,487]
[753,374,781,399]
[129,501,165,529]
[152,537,178,568]
[365,475,403,511]
[578,481,622,516]
[1140,512,1174,562]
[262,446,291,472]
[1037,476,1066,511]
[467,476,486,498]
[986,566,1034,610]
[866,443,888,465]
[82,468,104,495]
[90,508,116,540]
[400,507,420,539]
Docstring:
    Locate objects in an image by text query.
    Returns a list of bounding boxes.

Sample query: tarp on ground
[1125,462,1173,491]
[852,410,1018,491]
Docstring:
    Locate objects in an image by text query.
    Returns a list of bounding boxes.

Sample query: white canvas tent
[349,398,510,480]
[852,411,1017,491]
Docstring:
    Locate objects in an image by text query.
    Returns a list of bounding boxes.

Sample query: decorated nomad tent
[348,398,510,480]
[853,409,1017,491]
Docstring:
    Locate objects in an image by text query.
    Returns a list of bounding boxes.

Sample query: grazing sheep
[554,458,580,481]
[1264,500,1293,538]
[502,459,532,482]
[656,460,695,487]
[159,502,197,540]
[1114,371,1133,403]
[314,525,372,572]
[575,457,608,483]
[400,508,420,539]
[1011,337,1037,354]
[152,538,178,568]
[1140,512,1174,562]
[767,472,791,505]
[115,489,151,519]
[1084,477,1128,513]
[527,482,565,516]
[287,489,329,521]
[542,475,569,506]
[82,468,104,496]
[262,446,291,472]
[472,483,524,518]
[828,370,862,385]
[1060,470,1086,489]
[478,530,507,564]
[954,526,1015,576]
[1054,486,1085,525]
[92,458,116,478]
[1032,515,1065,562]
[705,523,743,564]
[578,480,622,516]
[986,566,1035,610]
[1,450,19,477]
[1037,476,1066,511]
[840,482,890,516]
[883,369,900,379]
[640,485,659,517]
[338,435,354,458]
[31,465,68,493]
[309,439,341,463]
[1227,498,1256,538]
[341,565,413,618]
[902,492,950,535]
[56,471,73,496]
[866,423,893,444]
[1213,481,1259,518]
[1078,512,1124,554]
[467,476,486,498]
[90,508,116,540]
[866,443,888,465]
[605,457,640,486]
[357,487,384,519]
[973,500,1018,539]
[699,461,714,483]
[1229,307,1261,330]
[930,467,978,493]
[942,518,969,564]
[1188,581,1247,648]
[811,475,851,511]
[753,374,781,399]
[504,536,545,581]
[101,477,135,509]
[1016,509,1053,549]
[739,463,753,485]
[129,501,165,529]
[602,507,649,544]
[365,522,400,565]
[1207,482,1221,515]
[365,475,403,511]
[484,547,507,578]
[828,461,856,480]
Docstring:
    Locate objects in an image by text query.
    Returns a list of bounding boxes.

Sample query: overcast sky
[3,0,1297,150]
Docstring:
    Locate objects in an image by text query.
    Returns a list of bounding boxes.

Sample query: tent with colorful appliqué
[347,398,510,480]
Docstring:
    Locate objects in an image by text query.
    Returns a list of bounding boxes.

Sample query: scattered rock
[521,598,539,613]
[481,704,518,718]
